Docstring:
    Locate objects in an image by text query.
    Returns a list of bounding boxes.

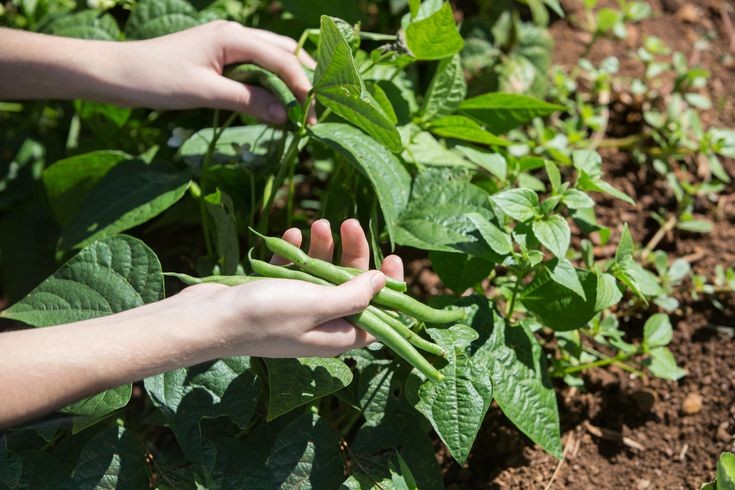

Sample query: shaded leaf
[421,54,466,121]
[71,426,148,489]
[125,0,200,40]
[460,93,564,134]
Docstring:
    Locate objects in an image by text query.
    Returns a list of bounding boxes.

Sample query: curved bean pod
[224,63,302,125]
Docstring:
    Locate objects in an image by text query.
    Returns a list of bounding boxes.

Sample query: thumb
[315,271,386,322]
[208,76,288,124]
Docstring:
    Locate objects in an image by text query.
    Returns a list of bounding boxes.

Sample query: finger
[339,219,370,270]
[270,228,302,265]
[299,319,377,356]
[246,28,317,69]
[307,219,334,261]
[312,270,385,322]
[380,254,404,281]
[222,25,313,101]
[209,77,287,123]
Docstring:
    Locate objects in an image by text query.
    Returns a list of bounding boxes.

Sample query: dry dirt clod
[717,421,732,442]
[682,392,703,415]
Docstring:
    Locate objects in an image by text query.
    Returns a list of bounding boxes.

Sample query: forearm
[0,286,229,428]
[0,28,131,103]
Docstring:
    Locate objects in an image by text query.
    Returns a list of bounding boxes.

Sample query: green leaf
[416,327,492,464]
[0,436,21,488]
[459,93,564,134]
[677,219,713,233]
[60,161,191,249]
[562,189,595,209]
[400,127,470,168]
[144,357,261,468]
[394,171,501,260]
[643,313,673,349]
[390,452,419,490]
[1,235,163,326]
[267,413,344,490]
[421,54,466,121]
[615,224,635,263]
[456,146,507,180]
[430,251,494,293]
[532,215,570,258]
[124,0,200,40]
[61,385,132,433]
[13,451,73,489]
[548,259,586,300]
[522,270,608,331]
[481,318,562,457]
[645,347,686,380]
[490,188,539,222]
[311,123,411,248]
[180,125,290,171]
[366,82,398,125]
[405,2,464,60]
[428,115,509,146]
[466,212,513,256]
[265,357,353,421]
[71,426,148,489]
[44,10,121,40]
[43,150,132,228]
[204,189,240,275]
[545,161,561,191]
[717,452,735,490]
[211,438,273,489]
[314,16,401,152]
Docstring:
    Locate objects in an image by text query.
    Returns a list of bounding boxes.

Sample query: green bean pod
[251,230,466,324]
[164,272,262,287]
[223,63,303,125]
[367,306,446,357]
[340,265,407,292]
[350,308,444,382]
[248,249,330,286]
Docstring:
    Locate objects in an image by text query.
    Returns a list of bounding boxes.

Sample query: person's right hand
[177,219,405,358]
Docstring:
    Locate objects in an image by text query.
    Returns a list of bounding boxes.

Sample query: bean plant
[0,0,688,487]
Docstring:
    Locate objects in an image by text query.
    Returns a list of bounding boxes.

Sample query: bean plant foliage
[0,0,687,488]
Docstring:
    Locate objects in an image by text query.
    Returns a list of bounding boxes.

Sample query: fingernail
[371,271,386,289]
[267,102,286,122]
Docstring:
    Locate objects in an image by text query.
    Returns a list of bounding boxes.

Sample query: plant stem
[506,273,523,318]
[640,214,678,261]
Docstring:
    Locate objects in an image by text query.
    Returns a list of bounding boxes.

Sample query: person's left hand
[111,21,317,123]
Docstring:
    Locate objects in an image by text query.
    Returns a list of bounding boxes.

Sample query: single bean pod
[164,272,262,287]
[350,308,444,382]
[224,63,303,125]
[248,249,329,286]
[340,265,407,292]
[251,230,466,324]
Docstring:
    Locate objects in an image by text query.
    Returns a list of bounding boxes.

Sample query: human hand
[113,21,316,123]
[182,219,405,358]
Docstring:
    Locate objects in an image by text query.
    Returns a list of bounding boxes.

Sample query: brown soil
[436,1,735,488]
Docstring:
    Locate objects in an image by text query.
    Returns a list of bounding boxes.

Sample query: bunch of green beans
[247,231,468,382]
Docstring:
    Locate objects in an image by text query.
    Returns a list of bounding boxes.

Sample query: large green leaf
[400,127,470,168]
[394,170,502,260]
[490,188,539,222]
[521,269,612,331]
[266,413,344,490]
[416,326,492,464]
[124,0,201,40]
[459,93,564,134]
[310,123,411,247]
[1,235,163,326]
[429,251,494,293]
[480,317,562,458]
[211,438,273,489]
[180,125,290,172]
[0,236,164,428]
[43,150,132,227]
[71,426,148,489]
[144,357,261,469]
[421,54,466,121]
[44,10,121,40]
[60,161,191,249]
[0,436,21,488]
[405,2,464,60]
[265,357,353,421]
[314,16,401,152]
[12,451,73,489]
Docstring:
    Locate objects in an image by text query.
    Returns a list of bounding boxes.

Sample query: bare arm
[0,21,316,123]
[0,220,404,428]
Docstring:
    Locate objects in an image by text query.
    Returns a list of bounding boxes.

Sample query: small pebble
[717,422,732,442]
[681,392,702,415]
